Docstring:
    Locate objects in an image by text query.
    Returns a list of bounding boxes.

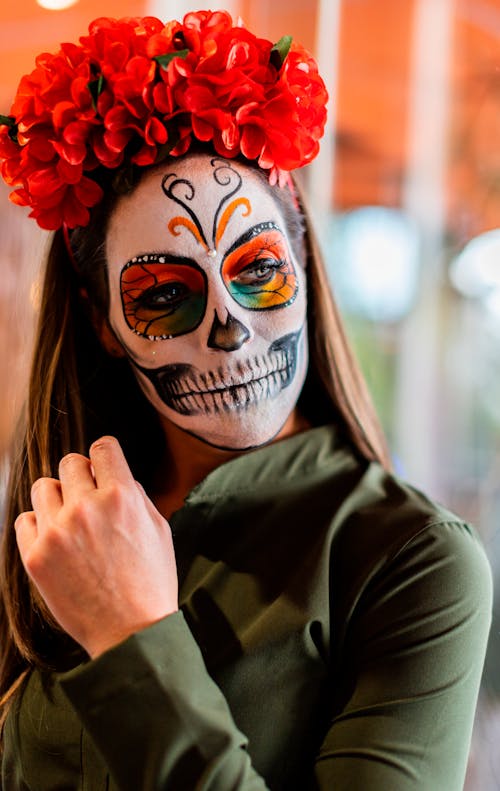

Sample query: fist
[15,436,178,658]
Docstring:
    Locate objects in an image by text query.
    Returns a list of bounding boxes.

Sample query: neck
[150,409,310,519]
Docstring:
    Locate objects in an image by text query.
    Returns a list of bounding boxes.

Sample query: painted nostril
[207,310,251,351]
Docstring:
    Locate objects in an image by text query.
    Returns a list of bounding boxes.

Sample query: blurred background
[1,0,499,787]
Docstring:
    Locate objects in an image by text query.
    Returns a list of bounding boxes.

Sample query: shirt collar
[183,423,347,506]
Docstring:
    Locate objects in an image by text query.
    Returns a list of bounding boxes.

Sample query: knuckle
[42,522,63,545]
[14,512,29,530]
[64,499,91,525]
[23,526,64,573]
[23,547,44,577]
[106,481,128,505]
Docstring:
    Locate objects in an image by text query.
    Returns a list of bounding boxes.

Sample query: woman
[0,10,492,791]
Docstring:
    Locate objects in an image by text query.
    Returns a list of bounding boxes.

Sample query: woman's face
[105,154,308,450]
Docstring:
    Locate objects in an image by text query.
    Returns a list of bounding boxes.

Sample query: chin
[137,337,308,450]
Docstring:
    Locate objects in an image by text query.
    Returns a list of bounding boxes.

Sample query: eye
[140,282,189,310]
[222,228,298,311]
[121,260,207,338]
[233,259,286,286]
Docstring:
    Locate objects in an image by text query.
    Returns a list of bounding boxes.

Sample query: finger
[58,452,96,504]
[89,436,135,489]
[14,511,38,560]
[30,477,63,517]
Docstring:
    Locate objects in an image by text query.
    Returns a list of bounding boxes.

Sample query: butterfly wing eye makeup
[121,256,207,339]
[221,224,298,310]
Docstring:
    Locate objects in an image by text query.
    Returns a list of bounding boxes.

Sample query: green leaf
[155,128,181,163]
[0,114,18,142]
[154,49,190,70]
[270,35,292,70]
[87,75,105,111]
[0,114,15,128]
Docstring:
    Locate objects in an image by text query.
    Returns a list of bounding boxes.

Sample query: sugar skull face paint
[105,154,308,450]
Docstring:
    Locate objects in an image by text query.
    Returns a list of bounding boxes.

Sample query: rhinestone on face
[207,249,217,258]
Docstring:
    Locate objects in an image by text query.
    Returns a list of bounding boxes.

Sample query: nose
[207,309,251,351]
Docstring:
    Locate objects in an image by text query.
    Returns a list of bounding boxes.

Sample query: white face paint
[105,154,308,450]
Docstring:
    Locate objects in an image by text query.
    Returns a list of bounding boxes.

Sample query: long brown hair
[0,154,390,722]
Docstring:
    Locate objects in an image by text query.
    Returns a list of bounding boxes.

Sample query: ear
[81,289,126,358]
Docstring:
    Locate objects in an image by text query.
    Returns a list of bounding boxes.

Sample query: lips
[133,330,301,416]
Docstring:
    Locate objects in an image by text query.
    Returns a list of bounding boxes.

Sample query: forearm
[60,611,270,791]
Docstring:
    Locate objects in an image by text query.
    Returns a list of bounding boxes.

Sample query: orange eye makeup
[120,255,207,339]
[221,222,298,311]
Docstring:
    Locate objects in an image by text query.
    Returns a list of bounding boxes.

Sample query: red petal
[9,188,30,207]
[32,205,66,231]
[28,166,63,196]
[53,138,86,166]
[191,115,214,142]
[240,125,265,160]
[63,120,90,145]
[52,101,76,129]
[144,116,167,145]
[27,136,55,162]
[57,158,82,185]
[131,144,157,166]
[74,176,103,207]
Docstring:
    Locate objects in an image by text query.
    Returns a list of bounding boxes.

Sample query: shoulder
[325,442,487,567]
[325,454,492,655]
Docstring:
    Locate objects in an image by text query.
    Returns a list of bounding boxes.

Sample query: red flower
[146,21,186,60]
[9,162,103,229]
[0,126,19,162]
[0,10,328,230]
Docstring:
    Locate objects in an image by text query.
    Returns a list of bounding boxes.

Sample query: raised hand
[15,436,178,658]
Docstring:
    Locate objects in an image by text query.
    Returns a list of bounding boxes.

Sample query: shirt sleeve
[59,520,492,791]
[59,611,270,791]
[314,519,492,791]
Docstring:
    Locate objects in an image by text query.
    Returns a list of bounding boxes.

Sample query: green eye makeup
[120,255,207,339]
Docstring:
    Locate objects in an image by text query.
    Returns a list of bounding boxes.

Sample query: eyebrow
[121,253,200,273]
[223,222,283,259]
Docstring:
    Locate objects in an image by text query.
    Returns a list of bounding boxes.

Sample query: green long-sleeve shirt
[1,424,492,790]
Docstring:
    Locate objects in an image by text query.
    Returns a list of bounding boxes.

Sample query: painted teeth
[164,364,292,416]
[154,334,299,418]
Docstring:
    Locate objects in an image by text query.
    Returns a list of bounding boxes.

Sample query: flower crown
[0,10,328,231]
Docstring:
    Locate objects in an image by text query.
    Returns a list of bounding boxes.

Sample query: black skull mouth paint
[133,329,302,417]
